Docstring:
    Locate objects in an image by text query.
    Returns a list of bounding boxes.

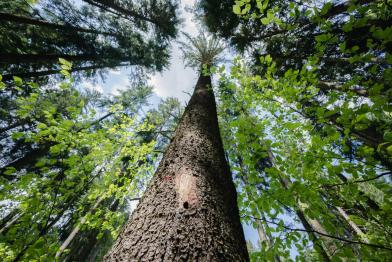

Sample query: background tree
[0,61,183,261]
[197,0,392,172]
[0,0,179,81]
[2,0,391,261]
[215,58,392,260]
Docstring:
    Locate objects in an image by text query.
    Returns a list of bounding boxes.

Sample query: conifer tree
[104,33,249,261]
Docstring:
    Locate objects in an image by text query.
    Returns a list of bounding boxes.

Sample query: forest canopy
[0,0,391,261]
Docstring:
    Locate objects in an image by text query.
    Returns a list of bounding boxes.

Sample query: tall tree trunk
[0,12,122,37]
[255,215,282,262]
[104,73,249,261]
[0,211,23,235]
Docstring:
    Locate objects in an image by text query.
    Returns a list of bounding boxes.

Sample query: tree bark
[294,211,331,261]
[104,73,249,261]
[0,211,23,235]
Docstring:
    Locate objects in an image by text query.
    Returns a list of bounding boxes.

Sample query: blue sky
[79,0,198,105]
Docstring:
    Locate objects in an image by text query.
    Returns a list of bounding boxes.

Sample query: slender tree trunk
[56,196,140,260]
[1,63,129,81]
[336,173,381,210]
[255,219,269,243]
[104,73,249,261]
[0,211,23,235]
[0,12,122,37]
[294,211,331,261]
[55,195,106,258]
[335,207,369,243]
[268,151,334,261]
[255,215,282,262]
[0,209,19,229]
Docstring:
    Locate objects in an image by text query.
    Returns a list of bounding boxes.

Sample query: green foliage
[216,57,392,261]
[0,60,182,261]
[1,0,392,260]
[0,0,179,81]
[197,1,392,258]
[179,32,225,70]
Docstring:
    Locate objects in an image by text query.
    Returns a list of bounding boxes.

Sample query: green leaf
[265,55,272,64]
[59,58,72,68]
[384,132,392,142]
[4,167,16,175]
[261,17,269,25]
[11,132,24,140]
[61,64,72,71]
[13,76,23,86]
[351,45,359,52]
[60,70,70,77]
[37,123,47,129]
[233,5,241,15]
[387,145,392,155]
[320,2,332,16]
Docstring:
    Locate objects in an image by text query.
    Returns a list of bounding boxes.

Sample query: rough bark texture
[104,74,249,261]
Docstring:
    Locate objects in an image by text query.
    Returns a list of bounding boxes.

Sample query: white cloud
[107,69,122,75]
[150,42,197,102]
[148,0,199,104]
[96,68,131,95]
[78,0,199,104]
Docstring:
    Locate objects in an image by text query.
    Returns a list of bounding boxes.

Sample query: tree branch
[320,172,392,188]
[243,215,392,251]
